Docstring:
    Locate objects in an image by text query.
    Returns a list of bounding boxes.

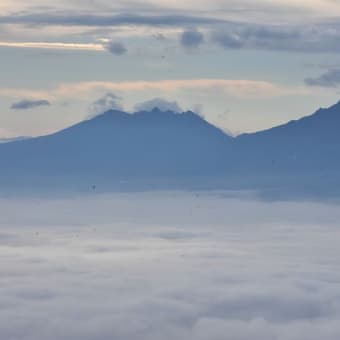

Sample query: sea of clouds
[1,192,340,340]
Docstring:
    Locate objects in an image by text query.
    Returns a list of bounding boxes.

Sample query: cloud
[88,93,123,116]
[153,33,167,41]
[10,99,51,110]
[2,9,340,54]
[105,41,127,55]
[212,31,243,49]
[134,98,183,112]
[211,21,340,53]
[0,12,224,27]
[305,69,340,87]
[1,194,340,340]
[0,79,306,102]
[3,19,340,55]
[0,41,104,51]
[56,79,308,98]
[180,28,204,49]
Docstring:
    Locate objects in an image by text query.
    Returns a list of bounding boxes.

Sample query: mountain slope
[1,102,340,197]
[233,101,340,173]
[0,108,232,180]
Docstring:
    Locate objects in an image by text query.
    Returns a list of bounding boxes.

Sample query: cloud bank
[1,193,340,340]
[2,10,340,54]
[211,21,340,53]
[1,79,304,102]
[0,12,224,28]
[0,41,104,51]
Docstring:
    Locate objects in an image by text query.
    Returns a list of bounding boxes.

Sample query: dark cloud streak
[305,69,340,87]
[11,99,51,110]
[0,12,225,27]
[105,41,127,55]
[211,22,340,53]
[2,9,340,55]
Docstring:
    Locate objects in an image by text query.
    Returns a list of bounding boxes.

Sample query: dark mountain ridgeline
[1,102,340,198]
[235,101,340,173]
[0,108,231,178]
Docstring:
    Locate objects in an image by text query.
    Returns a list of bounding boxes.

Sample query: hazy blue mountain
[0,108,231,182]
[233,101,340,173]
[0,103,340,198]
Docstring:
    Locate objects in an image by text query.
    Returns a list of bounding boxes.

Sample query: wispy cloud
[88,93,123,116]
[56,79,309,98]
[3,19,340,54]
[211,21,340,53]
[0,41,105,51]
[0,79,307,101]
[134,98,183,112]
[11,99,51,110]
[305,69,340,87]
[0,12,224,27]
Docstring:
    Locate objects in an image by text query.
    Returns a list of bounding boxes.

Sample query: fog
[1,192,340,340]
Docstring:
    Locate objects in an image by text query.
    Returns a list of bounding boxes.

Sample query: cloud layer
[1,79,304,101]
[211,21,340,53]
[2,3,340,55]
[0,12,224,27]
[1,193,340,340]
[2,4,340,55]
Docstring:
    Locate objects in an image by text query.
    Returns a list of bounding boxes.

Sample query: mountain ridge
[1,102,340,198]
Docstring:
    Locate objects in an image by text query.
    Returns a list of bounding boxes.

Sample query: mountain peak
[90,108,206,125]
[91,109,129,121]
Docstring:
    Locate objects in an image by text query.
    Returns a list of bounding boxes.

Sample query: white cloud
[88,92,123,116]
[0,193,340,340]
[0,41,105,51]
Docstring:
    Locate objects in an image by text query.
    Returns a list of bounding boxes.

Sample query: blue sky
[1,0,340,137]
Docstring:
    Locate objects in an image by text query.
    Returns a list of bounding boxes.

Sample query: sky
[1,192,340,340]
[2,0,340,137]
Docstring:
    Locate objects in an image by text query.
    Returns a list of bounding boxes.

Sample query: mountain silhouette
[0,108,231,180]
[234,101,340,173]
[0,103,340,198]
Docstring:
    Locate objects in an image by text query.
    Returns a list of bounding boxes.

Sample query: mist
[1,192,340,340]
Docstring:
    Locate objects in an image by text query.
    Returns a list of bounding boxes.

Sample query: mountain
[0,102,340,198]
[0,108,232,190]
[233,101,340,173]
